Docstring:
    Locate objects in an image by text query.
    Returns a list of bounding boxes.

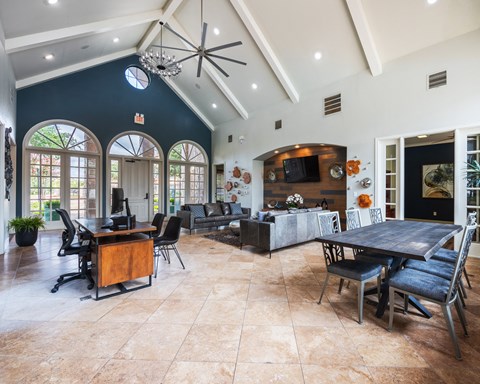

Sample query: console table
[76,218,156,300]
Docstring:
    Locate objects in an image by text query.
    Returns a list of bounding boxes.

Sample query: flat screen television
[283,155,320,183]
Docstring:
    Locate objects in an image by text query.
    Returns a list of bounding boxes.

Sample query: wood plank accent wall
[264,146,347,216]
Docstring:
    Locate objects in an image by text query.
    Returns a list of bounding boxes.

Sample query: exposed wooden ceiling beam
[346,0,382,76]
[230,0,299,104]
[138,0,184,52]
[165,17,249,120]
[5,10,163,54]
[16,48,136,89]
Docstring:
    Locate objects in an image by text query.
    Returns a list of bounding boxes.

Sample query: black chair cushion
[404,258,455,280]
[327,260,382,281]
[431,248,457,263]
[221,203,231,215]
[354,251,394,267]
[389,268,450,302]
[205,203,223,217]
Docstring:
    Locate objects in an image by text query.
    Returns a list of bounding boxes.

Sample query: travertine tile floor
[1,229,480,383]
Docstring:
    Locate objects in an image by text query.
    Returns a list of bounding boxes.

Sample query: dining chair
[154,216,185,276]
[151,212,166,263]
[317,211,382,324]
[430,212,476,289]
[345,209,394,279]
[388,223,475,360]
[369,207,384,225]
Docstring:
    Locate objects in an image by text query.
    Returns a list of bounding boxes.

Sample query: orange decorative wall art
[346,159,361,176]
[358,194,372,208]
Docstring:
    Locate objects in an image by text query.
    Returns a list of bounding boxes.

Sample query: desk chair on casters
[154,216,184,277]
[51,208,94,293]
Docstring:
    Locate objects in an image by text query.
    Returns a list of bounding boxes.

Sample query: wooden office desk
[76,218,156,300]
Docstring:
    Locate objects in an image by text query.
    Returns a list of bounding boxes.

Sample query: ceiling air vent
[275,120,282,130]
[428,70,447,89]
[228,135,232,143]
[324,93,341,116]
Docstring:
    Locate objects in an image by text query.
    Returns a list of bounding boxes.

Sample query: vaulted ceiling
[1,0,480,131]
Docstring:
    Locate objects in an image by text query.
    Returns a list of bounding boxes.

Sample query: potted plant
[466,159,480,187]
[8,216,46,247]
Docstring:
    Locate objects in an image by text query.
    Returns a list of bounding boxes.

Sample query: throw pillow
[190,205,206,218]
[230,203,243,215]
[205,203,223,217]
[258,211,268,222]
[221,203,231,215]
[265,210,289,222]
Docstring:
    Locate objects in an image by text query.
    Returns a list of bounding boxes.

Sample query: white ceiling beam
[230,0,299,104]
[346,0,382,76]
[162,78,215,131]
[5,10,163,54]
[166,17,248,120]
[16,48,136,89]
[138,0,184,52]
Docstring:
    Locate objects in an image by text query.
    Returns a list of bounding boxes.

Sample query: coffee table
[229,220,240,235]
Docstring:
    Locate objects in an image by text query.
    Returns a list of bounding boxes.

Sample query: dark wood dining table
[316,220,463,318]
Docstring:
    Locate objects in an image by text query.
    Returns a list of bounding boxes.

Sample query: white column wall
[212,29,480,215]
[0,18,17,254]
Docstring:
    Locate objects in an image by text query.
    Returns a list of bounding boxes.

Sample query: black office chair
[151,213,166,238]
[154,216,184,276]
[51,208,94,293]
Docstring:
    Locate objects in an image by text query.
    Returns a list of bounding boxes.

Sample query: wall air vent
[228,135,232,143]
[275,120,282,130]
[428,70,447,89]
[324,93,341,116]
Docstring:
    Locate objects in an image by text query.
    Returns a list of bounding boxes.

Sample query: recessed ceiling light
[251,83,258,90]
[427,0,437,4]
[295,144,300,149]
[47,0,58,4]
[44,53,54,60]
[212,103,217,109]
[314,51,322,60]
[213,27,220,35]
[113,37,120,43]
[417,134,428,138]
[274,150,279,154]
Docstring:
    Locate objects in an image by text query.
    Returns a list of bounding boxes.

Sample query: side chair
[317,211,382,324]
[345,209,394,279]
[51,208,94,293]
[369,207,384,225]
[154,216,185,276]
[388,223,475,360]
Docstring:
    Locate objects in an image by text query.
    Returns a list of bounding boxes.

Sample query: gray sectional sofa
[177,202,251,234]
[239,208,326,257]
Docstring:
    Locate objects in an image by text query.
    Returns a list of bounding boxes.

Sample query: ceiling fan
[152,0,246,78]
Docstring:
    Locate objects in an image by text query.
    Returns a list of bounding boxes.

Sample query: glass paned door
[385,144,398,219]
[29,152,62,223]
[190,166,206,203]
[466,134,480,245]
[69,156,97,219]
[169,163,186,211]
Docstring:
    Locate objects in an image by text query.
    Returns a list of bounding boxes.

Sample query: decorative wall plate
[225,181,233,191]
[360,177,372,188]
[329,163,344,179]
[267,169,276,182]
[231,194,238,202]
[233,166,241,178]
[242,171,251,184]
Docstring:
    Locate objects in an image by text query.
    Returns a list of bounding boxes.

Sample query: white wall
[0,17,17,254]
[212,29,480,215]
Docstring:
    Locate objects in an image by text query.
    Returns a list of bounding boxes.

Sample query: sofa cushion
[190,205,206,218]
[205,203,223,217]
[221,203,231,215]
[258,211,268,222]
[195,216,217,224]
[288,208,308,214]
[265,210,289,222]
[230,203,243,215]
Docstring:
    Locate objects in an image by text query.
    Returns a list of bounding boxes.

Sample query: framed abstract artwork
[422,163,454,199]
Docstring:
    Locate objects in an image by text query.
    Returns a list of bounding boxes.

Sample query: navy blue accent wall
[404,143,454,222]
[16,55,212,216]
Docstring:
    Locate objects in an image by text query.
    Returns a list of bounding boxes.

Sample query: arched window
[24,121,101,228]
[107,132,163,222]
[168,141,208,211]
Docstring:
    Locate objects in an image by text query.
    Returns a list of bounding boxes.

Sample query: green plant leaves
[8,216,46,232]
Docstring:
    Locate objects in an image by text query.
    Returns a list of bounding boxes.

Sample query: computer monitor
[111,188,131,216]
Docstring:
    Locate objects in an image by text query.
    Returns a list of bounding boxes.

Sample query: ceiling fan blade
[200,22,208,49]
[206,41,242,53]
[197,56,204,77]
[150,45,197,53]
[162,22,198,51]
[207,53,247,66]
[205,56,229,77]
[176,53,199,64]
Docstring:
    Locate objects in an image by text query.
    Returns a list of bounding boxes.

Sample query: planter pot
[170,206,175,214]
[15,229,39,247]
